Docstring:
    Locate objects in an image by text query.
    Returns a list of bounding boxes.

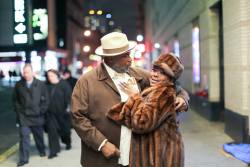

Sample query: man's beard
[112,65,129,73]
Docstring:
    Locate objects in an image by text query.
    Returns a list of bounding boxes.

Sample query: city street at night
[1,0,250,166]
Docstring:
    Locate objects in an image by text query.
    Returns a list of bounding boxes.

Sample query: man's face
[105,52,132,73]
[22,66,34,81]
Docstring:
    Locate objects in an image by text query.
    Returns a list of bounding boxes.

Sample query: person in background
[71,32,189,167]
[0,70,5,79]
[107,52,185,167]
[62,69,77,90]
[45,69,72,159]
[13,64,49,166]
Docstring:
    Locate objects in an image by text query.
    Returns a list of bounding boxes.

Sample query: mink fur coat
[107,82,184,167]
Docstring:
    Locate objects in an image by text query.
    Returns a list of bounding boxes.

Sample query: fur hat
[153,52,184,80]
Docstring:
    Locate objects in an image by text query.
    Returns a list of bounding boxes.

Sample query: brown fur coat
[107,83,184,167]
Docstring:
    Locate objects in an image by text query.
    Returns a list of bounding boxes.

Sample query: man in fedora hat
[71,32,189,167]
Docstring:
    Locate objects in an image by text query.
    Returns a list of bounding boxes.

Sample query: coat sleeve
[176,83,190,111]
[71,79,106,151]
[107,86,177,134]
[130,88,176,134]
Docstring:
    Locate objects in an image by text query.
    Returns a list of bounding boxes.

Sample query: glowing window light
[108,21,114,26]
[76,61,83,68]
[136,34,144,42]
[84,30,91,37]
[89,10,95,15]
[97,10,103,15]
[136,44,145,53]
[154,43,160,49]
[83,45,91,52]
[30,51,41,73]
[174,39,180,57]
[106,13,112,19]
[44,51,58,71]
[192,27,200,84]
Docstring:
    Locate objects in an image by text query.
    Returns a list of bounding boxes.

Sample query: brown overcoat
[107,82,184,167]
[71,63,188,167]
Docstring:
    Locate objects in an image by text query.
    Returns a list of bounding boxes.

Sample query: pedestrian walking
[13,64,49,166]
[45,69,72,159]
[62,68,77,90]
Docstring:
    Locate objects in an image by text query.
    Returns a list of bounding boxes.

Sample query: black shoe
[17,161,28,166]
[65,144,71,150]
[48,153,57,159]
[39,152,46,157]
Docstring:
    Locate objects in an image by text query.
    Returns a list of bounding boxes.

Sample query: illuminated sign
[192,27,201,84]
[13,0,28,44]
[32,9,48,40]
[174,39,180,57]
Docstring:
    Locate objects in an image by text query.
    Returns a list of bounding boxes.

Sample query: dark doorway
[211,1,225,120]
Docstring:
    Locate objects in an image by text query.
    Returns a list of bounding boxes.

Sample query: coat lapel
[96,63,119,94]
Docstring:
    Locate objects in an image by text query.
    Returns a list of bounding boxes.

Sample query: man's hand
[101,141,120,159]
[175,97,187,111]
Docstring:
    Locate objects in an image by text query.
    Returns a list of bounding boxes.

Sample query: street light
[154,43,161,49]
[83,45,91,53]
[84,30,91,37]
[106,13,112,19]
[89,10,95,15]
[136,34,144,42]
[97,10,103,15]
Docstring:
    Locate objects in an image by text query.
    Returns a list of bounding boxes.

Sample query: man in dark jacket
[13,64,49,166]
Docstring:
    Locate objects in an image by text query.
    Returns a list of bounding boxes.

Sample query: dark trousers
[19,126,45,162]
[46,113,71,155]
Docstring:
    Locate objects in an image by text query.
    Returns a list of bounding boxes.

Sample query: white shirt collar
[103,61,117,79]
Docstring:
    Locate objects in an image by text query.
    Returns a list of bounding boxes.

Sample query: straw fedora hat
[95,32,137,56]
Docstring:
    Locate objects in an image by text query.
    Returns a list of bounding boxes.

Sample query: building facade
[0,0,86,78]
[144,0,250,142]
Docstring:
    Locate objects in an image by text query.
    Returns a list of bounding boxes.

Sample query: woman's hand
[118,77,139,96]
[175,97,187,111]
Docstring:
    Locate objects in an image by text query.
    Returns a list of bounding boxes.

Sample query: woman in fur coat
[107,53,185,167]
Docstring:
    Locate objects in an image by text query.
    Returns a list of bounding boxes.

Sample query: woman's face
[47,71,59,84]
[150,68,170,86]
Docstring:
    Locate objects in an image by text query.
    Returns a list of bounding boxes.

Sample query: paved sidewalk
[0,131,81,167]
[0,86,19,155]
[180,110,247,167]
[0,110,248,167]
